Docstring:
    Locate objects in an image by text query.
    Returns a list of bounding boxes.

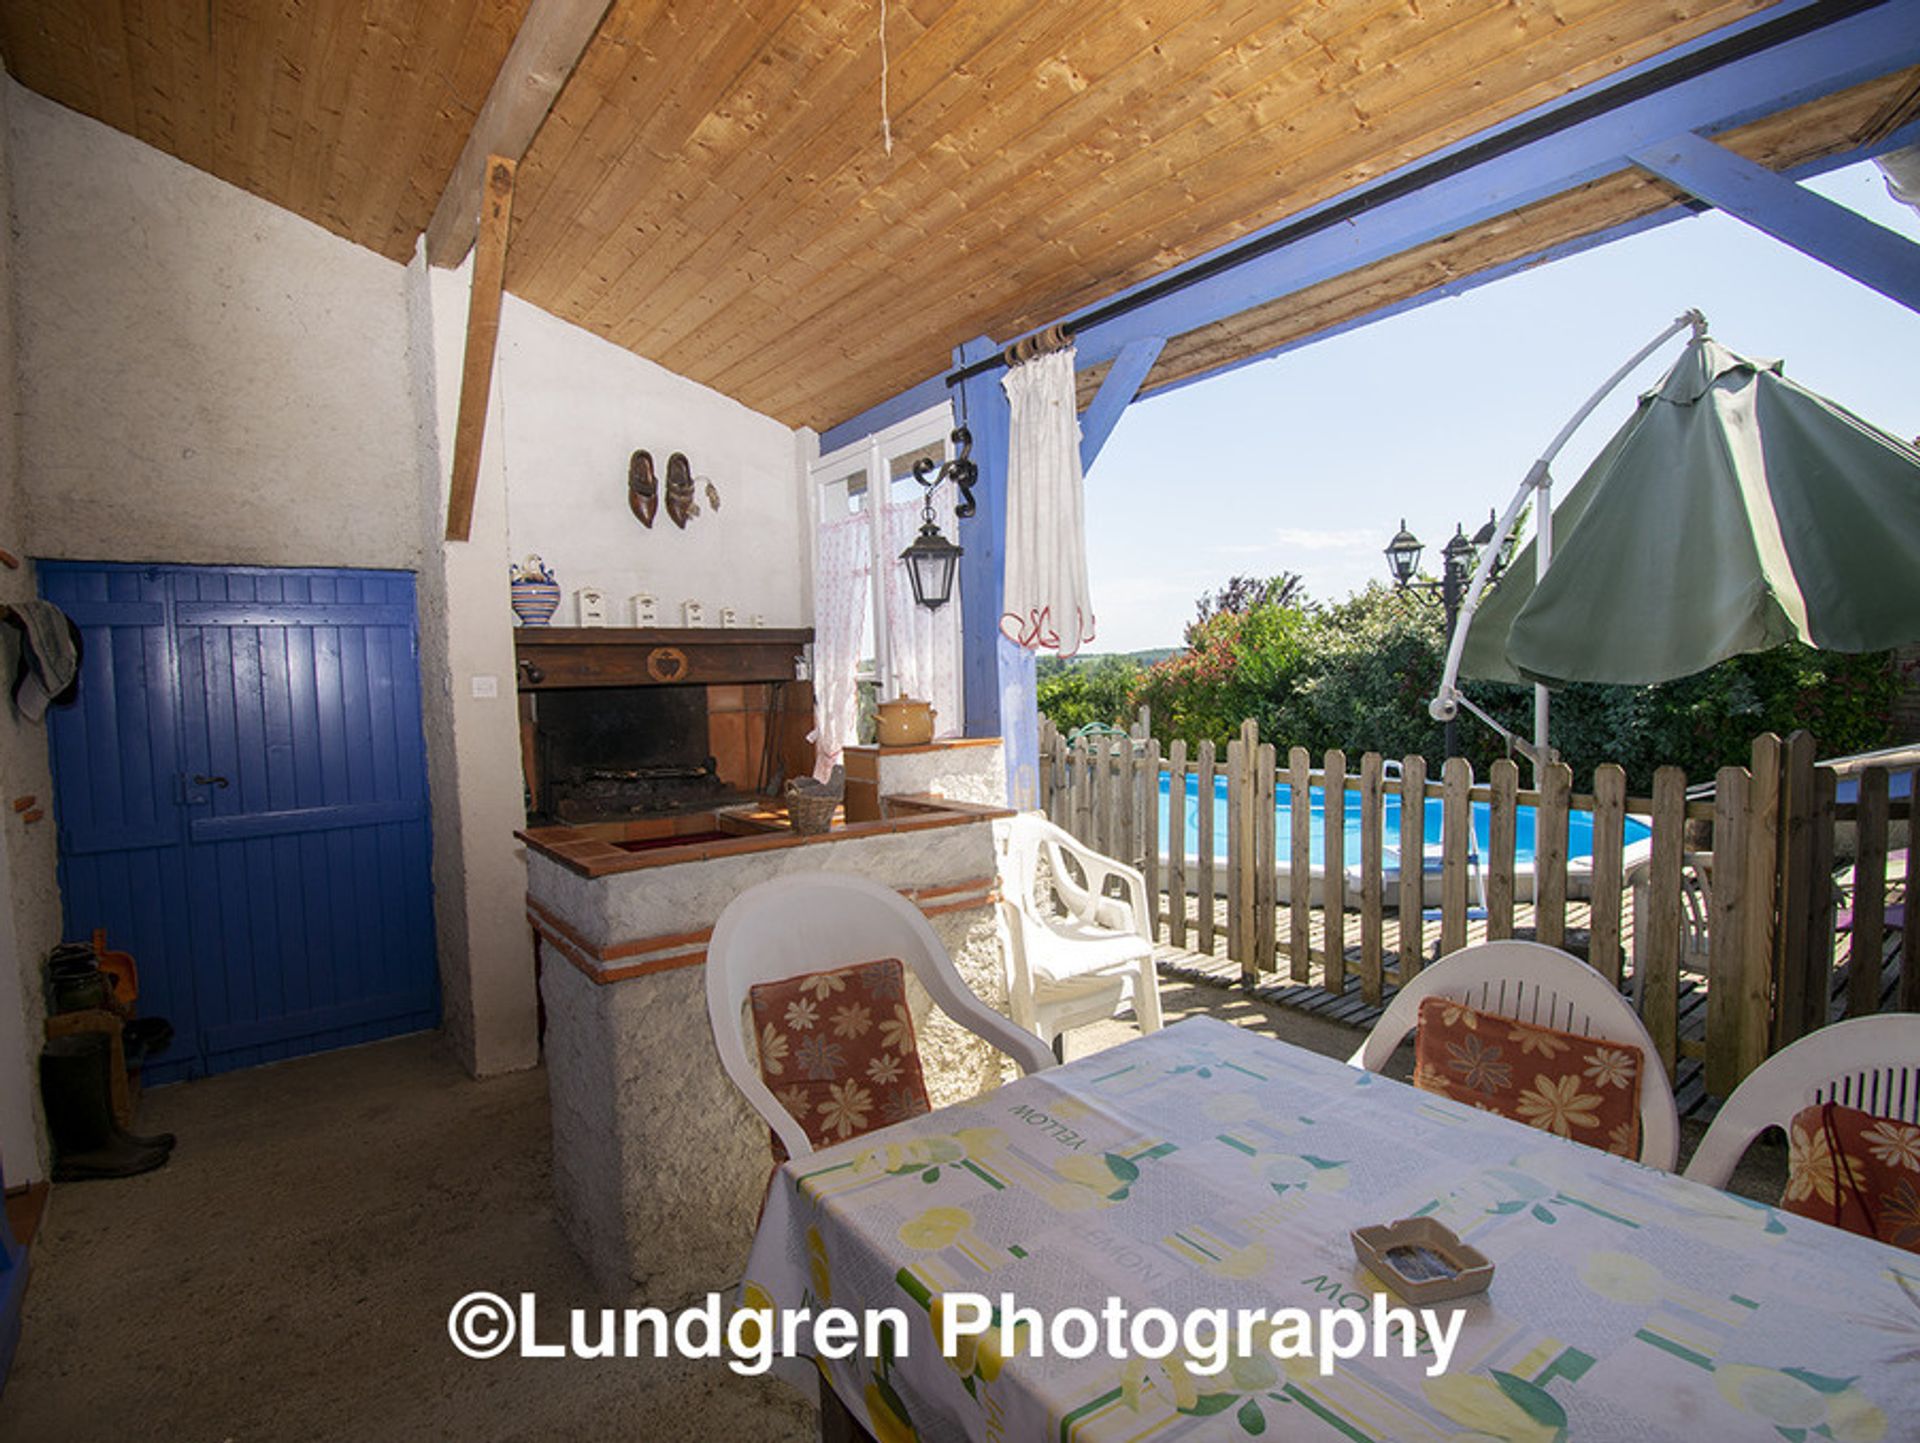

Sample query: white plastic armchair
[707,873,1054,1160]
[1347,940,1681,1171]
[997,814,1166,1051]
[1628,849,1714,984]
[1682,1014,1920,1190]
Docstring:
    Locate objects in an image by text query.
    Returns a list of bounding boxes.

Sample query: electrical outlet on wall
[470,675,499,699]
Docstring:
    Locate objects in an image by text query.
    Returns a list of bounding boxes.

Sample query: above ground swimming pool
[1160,770,1652,868]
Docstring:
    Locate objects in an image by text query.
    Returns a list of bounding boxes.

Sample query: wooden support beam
[446,157,517,543]
[424,0,614,268]
[1078,337,1165,474]
[1630,130,1920,313]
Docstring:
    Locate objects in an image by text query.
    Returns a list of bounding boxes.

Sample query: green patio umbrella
[1453,332,1920,692]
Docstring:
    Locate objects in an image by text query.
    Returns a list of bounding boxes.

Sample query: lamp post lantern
[1388,513,1507,759]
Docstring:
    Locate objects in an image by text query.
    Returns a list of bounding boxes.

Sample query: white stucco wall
[0,80,811,1099]
[415,254,541,1078]
[0,86,539,1086]
[492,296,808,628]
[411,258,810,1071]
[0,67,60,1185]
[8,85,422,571]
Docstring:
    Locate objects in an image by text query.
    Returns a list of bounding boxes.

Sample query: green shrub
[1034,652,1146,735]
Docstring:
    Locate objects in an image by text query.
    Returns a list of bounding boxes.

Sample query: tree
[1188,573,1307,641]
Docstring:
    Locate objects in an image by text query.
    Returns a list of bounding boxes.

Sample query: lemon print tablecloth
[742,1015,1920,1441]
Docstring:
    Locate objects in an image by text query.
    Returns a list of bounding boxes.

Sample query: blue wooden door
[42,564,438,1081]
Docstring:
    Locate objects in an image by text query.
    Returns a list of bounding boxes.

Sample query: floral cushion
[749,958,931,1153]
[1782,1101,1920,1252]
[1412,995,1644,1159]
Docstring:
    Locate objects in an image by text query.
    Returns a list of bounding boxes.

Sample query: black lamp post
[1386,512,1507,759]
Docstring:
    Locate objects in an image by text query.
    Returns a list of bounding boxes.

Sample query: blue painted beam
[1079,336,1165,474]
[1134,114,1920,407]
[951,337,1039,805]
[817,372,949,458]
[819,0,1919,447]
[954,336,1010,738]
[1064,3,1919,374]
[1629,131,1920,314]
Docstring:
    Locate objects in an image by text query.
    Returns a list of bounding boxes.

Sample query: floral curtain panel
[881,486,963,738]
[810,510,870,780]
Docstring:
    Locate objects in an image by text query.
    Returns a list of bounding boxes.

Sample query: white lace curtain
[1001,346,1097,656]
[881,487,962,738]
[810,511,870,780]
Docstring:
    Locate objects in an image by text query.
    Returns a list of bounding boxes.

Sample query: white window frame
[809,403,956,701]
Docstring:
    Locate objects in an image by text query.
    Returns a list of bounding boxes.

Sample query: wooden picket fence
[1037,716,1915,1099]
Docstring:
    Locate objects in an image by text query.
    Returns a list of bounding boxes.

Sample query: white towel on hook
[1000,346,1096,657]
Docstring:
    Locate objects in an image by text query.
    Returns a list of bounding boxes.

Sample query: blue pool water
[1160,771,1652,869]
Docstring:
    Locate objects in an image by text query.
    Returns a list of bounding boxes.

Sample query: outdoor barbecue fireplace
[514,626,815,825]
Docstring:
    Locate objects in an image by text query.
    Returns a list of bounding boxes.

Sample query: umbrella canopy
[1460,336,1920,688]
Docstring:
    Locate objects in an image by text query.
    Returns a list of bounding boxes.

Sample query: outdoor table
[743,1015,1920,1441]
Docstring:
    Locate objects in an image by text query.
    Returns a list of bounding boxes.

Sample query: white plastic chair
[1628,849,1714,984]
[1347,940,1681,1171]
[997,814,1166,1052]
[707,873,1054,1160]
[1682,1014,1920,1189]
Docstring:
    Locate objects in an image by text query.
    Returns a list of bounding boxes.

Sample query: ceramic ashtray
[1350,1218,1494,1304]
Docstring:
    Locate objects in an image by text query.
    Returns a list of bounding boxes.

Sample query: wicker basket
[785,789,838,835]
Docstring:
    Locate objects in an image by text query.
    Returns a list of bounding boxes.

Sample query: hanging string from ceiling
[879,0,894,156]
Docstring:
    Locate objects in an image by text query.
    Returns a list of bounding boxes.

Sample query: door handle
[192,774,230,790]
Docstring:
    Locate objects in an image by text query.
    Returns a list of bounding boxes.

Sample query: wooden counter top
[518,795,1013,879]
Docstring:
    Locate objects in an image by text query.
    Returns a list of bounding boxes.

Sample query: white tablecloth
[744,1015,1919,1440]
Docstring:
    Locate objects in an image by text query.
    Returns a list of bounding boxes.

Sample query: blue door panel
[41,563,439,1081]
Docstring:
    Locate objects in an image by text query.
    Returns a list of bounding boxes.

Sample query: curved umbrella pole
[1429,308,1709,766]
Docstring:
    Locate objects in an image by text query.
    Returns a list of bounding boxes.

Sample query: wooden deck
[1151,887,1907,1119]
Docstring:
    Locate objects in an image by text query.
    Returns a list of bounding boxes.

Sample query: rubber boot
[115,1019,177,1149]
[39,1035,170,1181]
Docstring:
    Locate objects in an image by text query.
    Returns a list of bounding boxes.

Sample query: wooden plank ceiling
[2,1,1903,432]
[0,1,532,262]
[502,0,1777,429]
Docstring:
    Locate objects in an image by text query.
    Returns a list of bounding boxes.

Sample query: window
[810,410,959,746]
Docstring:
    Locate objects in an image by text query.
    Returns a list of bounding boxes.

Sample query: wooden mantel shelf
[514,626,812,689]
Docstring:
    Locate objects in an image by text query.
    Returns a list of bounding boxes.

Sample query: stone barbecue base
[529,797,1016,1304]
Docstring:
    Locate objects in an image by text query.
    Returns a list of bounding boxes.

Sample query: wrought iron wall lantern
[899,426,978,609]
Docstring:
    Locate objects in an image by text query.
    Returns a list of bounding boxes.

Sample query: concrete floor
[1,1034,814,1443]
[3,976,1782,1442]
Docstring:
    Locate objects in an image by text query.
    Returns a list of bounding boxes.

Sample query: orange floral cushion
[749,958,931,1153]
[1782,1102,1920,1252]
[1412,995,1644,1159]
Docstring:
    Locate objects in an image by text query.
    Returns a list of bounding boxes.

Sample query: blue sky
[1082,160,1920,654]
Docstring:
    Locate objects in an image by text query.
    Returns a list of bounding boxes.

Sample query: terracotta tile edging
[527,878,1000,985]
